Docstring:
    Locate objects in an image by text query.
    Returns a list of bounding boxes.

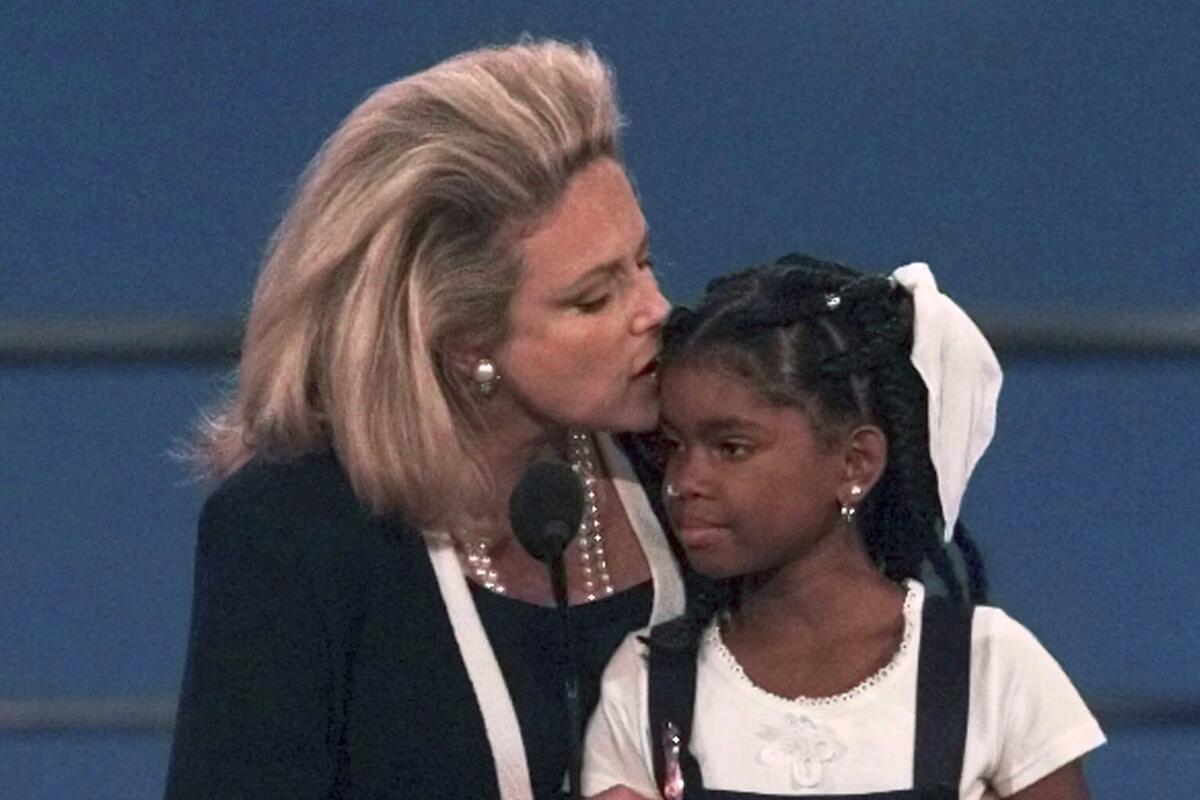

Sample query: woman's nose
[632,268,671,334]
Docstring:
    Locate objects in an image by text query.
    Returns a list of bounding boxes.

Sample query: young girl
[582,255,1104,799]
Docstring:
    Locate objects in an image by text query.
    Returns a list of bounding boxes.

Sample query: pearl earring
[841,485,863,525]
[472,358,500,397]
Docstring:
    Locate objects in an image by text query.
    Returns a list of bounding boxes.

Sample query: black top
[472,580,653,798]
[165,439,668,800]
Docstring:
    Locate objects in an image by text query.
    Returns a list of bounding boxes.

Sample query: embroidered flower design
[756,713,847,788]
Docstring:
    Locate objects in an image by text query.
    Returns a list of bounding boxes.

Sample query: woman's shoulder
[206,449,354,515]
[199,449,422,571]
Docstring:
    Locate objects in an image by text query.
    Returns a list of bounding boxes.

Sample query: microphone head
[509,460,585,564]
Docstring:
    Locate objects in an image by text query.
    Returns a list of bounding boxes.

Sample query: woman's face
[494,158,669,434]
[658,363,847,580]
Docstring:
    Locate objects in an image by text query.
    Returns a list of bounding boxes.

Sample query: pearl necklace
[464,431,613,601]
[570,430,614,601]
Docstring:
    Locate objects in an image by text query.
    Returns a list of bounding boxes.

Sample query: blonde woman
[165,40,685,800]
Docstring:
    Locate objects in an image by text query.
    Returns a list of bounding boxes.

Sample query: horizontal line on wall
[1091,694,1200,731]
[0,692,1196,735]
[978,310,1200,360]
[1,311,1199,366]
[0,695,177,733]
[0,318,244,367]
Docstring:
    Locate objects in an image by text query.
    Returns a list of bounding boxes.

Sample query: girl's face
[658,362,849,580]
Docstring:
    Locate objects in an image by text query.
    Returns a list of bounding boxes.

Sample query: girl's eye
[575,295,611,313]
[655,434,682,465]
[716,441,751,461]
[637,255,656,271]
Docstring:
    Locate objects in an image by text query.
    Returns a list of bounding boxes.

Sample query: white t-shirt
[583,582,1104,798]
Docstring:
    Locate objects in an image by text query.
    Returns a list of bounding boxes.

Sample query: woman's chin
[621,398,660,431]
[587,399,660,434]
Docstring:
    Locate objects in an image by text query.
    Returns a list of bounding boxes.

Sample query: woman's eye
[637,255,656,271]
[575,295,611,313]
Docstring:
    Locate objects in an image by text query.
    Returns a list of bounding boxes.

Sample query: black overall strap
[912,595,974,793]
[647,626,704,800]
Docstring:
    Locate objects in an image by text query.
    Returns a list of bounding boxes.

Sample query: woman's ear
[446,346,482,382]
[443,334,492,380]
[444,342,504,400]
[839,424,888,503]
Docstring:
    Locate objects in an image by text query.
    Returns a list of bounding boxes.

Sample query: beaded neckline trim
[709,581,920,707]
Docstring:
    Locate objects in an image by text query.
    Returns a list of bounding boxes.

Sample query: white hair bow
[890,263,1002,542]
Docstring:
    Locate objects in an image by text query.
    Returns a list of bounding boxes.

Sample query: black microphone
[510,460,585,567]
[509,459,587,800]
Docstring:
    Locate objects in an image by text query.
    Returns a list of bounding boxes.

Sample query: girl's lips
[676,525,729,550]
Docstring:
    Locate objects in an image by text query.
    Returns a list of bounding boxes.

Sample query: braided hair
[651,254,988,650]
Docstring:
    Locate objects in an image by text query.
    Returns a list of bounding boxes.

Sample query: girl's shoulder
[908,581,1049,666]
[967,603,1057,667]
[964,602,1099,732]
[962,606,1105,794]
[594,626,656,714]
[911,584,1077,698]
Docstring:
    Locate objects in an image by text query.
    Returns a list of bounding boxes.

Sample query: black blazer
[165,438,672,799]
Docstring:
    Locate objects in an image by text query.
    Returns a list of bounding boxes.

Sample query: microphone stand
[508,461,587,800]
[548,541,583,800]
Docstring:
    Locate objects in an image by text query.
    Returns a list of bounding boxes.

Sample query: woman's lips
[633,356,659,379]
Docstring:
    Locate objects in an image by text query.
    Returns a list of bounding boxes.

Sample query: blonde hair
[200,39,622,526]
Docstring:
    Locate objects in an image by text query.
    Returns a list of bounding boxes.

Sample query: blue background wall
[3,2,1197,797]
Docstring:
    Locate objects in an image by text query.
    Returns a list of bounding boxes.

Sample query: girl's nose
[665,448,708,501]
